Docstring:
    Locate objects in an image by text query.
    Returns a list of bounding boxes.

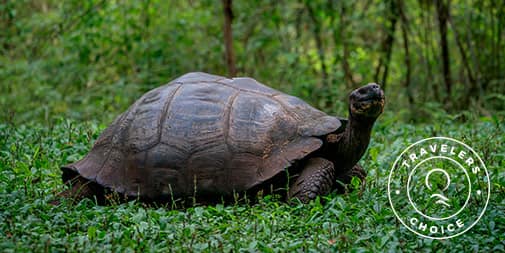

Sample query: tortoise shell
[62,72,342,199]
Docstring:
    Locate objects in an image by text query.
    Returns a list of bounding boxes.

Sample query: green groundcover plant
[0,115,503,252]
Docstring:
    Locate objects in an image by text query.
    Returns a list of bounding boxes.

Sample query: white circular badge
[387,137,490,239]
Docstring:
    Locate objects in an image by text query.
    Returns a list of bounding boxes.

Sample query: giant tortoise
[61,72,385,204]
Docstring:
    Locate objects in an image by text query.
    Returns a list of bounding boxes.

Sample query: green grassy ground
[0,115,504,252]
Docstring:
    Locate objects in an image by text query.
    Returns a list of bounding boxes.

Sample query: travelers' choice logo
[388,137,490,239]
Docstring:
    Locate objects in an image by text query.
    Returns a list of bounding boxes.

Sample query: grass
[0,115,504,252]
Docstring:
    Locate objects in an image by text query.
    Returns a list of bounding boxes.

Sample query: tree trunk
[1,0,14,51]
[142,0,151,85]
[222,0,236,77]
[292,7,304,69]
[374,0,398,90]
[398,0,413,105]
[496,2,505,86]
[436,0,452,103]
[306,2,329,87]
[448,10,476,107]
[418,1,439,102]
[339,1,356,88]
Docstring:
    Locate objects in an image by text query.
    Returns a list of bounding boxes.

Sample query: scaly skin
[288,158,335,203]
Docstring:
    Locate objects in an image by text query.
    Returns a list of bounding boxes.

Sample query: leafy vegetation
[1,0,504,124]
[0,117,503,251]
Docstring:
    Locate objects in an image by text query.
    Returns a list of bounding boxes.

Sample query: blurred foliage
[0,0,504,125]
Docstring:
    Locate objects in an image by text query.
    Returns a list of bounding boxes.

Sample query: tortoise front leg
[288,158,335,203]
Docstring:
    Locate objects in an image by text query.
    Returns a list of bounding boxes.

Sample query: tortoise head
[349,83,385,120]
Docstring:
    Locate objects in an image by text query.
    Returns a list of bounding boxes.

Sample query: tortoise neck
[333,114,375,171]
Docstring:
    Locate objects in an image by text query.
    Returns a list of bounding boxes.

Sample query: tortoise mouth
[352,98,385,116]
[357,92,385,103]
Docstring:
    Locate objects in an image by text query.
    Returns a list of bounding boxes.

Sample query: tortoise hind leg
[334,164,367,193]
[288,158,335,203]
[54,174,106,205]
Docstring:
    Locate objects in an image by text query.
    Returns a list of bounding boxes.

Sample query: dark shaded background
[1,0,504,124]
